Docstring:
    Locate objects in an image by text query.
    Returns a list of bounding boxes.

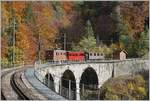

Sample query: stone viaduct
[34,59,149,100]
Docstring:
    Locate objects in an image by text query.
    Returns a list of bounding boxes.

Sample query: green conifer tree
[72,20,96,52]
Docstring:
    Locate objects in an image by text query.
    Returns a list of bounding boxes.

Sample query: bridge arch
[44,73,55,91]
[60,69,76,99]
[80,67,99,100]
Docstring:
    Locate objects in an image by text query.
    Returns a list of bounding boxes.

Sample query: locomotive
[45,49,105,62]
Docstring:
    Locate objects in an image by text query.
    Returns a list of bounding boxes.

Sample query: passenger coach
[45,50,67,62]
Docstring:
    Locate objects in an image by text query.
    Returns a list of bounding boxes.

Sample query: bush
[1,58,10,68]
[100,74,149,100]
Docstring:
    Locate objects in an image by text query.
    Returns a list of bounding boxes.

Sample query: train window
[90,53,92,56]
[94,53,96,56]
[97,53,99,56]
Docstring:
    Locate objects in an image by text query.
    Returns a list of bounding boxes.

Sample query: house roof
[120,49,128,54]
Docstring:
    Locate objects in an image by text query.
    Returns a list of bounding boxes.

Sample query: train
[45,49,105,62]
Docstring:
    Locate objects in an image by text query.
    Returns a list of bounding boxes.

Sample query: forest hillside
[1,1,149,67]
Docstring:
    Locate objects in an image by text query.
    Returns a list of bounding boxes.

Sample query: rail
[10,72,29,100]
[1,61,34,100]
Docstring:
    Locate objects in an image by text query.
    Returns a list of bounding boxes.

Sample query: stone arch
[79,67,99,100]
[45,73,55,91]
[60,69,76,100]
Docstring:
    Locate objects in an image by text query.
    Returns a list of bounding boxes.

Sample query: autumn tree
[119,1,149,38]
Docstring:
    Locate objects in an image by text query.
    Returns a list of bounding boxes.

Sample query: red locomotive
[67,51,85,61]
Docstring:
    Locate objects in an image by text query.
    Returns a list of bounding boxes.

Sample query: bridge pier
[76,79,80,100]
[98,84,102,88]
[54,76,60,93]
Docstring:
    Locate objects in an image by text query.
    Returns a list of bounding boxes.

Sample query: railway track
[1,68,20,100]
[1,66,48,100]
[1,67,31,100]
[10,71,29,100]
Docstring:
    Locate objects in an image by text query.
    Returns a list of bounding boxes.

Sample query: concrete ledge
[25,68,66,100]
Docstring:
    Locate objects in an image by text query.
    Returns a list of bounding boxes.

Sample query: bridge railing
[34,58,149,71]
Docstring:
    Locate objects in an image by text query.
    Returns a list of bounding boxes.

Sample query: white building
[120,50,127,60]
